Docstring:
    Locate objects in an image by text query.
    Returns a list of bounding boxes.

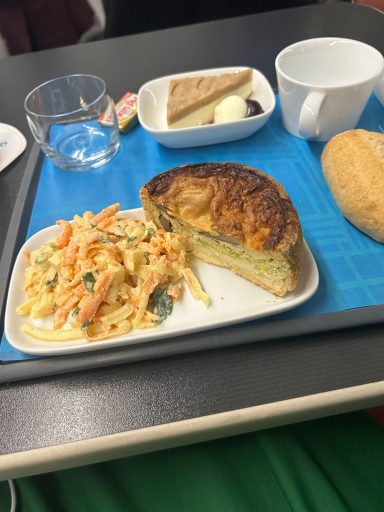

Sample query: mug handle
[374,71,384,108]
[298,91,326,139]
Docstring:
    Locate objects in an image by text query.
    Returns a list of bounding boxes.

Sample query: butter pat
[99,92,138,133]
[115,92,138,133]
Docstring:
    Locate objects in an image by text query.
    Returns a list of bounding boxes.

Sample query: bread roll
[140,163,303,296]
[321,129,384,243]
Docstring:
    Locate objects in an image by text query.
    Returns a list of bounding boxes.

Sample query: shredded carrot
[56,220,72,248]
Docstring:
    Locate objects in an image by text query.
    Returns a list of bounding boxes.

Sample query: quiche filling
[156,208,295,294]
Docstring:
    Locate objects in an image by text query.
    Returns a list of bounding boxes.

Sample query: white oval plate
[137,66,276,148]
[0,123,27,172]
[5,208,319,356]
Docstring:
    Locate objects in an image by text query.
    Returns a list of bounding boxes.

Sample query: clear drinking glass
[24,74,120,171]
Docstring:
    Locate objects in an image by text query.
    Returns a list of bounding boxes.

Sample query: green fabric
[2,411,384,511]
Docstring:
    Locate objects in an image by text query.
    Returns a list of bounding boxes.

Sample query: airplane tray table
[1,3,384,480]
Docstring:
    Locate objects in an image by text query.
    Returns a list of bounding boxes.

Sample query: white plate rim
[0,123,27,173]
[5,208,319,356]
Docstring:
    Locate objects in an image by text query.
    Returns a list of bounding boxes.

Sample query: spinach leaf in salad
[152,288,173,324]
[82,272,96,293]
[72,307,81,318]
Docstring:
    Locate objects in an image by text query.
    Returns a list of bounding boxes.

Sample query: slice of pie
[140,162,303,296]
[167,69,253,129]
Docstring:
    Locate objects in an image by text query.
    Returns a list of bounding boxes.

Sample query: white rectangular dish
[137,66,276,148]
[5,209,318,356]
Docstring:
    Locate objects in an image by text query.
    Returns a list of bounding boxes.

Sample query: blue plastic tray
[1,95,384,364]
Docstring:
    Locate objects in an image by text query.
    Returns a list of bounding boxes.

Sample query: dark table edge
[0,144,42,331]
[2,377,384,480]
[1,305,384,384]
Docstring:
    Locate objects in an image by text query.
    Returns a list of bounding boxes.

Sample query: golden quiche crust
[141,162,302,254]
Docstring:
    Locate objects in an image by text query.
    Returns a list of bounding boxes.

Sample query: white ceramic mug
[275,38,384,141]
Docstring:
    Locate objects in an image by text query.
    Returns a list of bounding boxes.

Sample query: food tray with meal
[0,69,383,383]
[4,175,318,358]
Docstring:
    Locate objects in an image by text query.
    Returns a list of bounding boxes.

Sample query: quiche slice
[140,163,303,296]
[167,69,253,129]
